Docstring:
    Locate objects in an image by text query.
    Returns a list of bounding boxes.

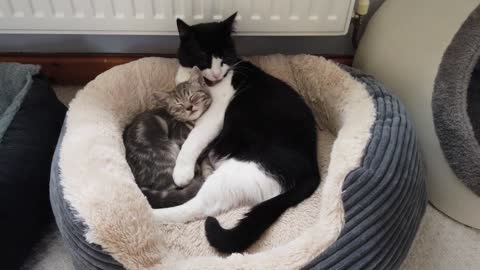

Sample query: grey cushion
[50,67,426,270]
[0,63,40,142]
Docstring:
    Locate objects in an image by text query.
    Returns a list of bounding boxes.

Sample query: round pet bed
[50,55,426,269]
[354,0,480,228]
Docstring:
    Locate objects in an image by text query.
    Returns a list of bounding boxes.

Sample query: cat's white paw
[173,162,195,187]
[153,208,192,223]
[153,208,180,223]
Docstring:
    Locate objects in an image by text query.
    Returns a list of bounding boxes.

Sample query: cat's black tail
[205,176,319,253]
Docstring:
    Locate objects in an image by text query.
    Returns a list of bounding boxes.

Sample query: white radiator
[0,0,355,35]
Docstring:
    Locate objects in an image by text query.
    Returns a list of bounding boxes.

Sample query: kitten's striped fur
[124,67,212,208]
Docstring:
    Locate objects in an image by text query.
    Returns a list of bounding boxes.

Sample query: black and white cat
[154,13,320,253]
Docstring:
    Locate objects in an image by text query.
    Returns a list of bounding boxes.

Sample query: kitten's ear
[189,67,207,87]
[222,12,237,34]
[177,18,191,39]
[188,66,203,84]
[190,66,201,75]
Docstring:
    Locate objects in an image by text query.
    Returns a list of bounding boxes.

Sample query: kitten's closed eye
[191,94,203,104]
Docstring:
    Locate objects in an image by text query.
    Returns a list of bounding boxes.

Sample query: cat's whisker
[228,60,245,71]
[229,59,244,67]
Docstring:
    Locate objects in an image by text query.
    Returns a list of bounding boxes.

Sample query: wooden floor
[0,54,353,85]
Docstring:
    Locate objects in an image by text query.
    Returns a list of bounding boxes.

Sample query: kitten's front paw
[173,162,195,187]
[201,161,215,178]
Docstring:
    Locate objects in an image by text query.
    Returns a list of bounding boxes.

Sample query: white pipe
[357,0,370,16]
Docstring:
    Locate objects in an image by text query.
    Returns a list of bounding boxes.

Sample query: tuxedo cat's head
[176,12,238,86]
[166,67,211,122]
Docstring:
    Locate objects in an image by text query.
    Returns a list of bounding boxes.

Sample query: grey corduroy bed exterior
[305,68,426,269]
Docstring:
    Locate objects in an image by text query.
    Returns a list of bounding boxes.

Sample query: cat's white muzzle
[202,57,230,86]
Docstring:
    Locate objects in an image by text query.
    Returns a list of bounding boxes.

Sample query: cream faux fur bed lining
[59,55,375,269]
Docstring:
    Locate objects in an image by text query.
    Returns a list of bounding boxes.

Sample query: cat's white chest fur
[175,66,193,85]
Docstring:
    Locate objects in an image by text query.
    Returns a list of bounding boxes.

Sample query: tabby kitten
[123,67,212,208]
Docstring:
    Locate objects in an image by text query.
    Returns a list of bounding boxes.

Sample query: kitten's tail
[205,175,319,253]
[142,179,203,209]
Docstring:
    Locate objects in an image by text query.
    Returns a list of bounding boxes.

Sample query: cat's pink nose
[212,70,222,80]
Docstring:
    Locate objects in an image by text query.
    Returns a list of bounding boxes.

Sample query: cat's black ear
[222,12,237,34]
[177,18,191,39]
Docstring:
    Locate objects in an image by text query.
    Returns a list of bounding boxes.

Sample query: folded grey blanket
[0,62,40,142]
